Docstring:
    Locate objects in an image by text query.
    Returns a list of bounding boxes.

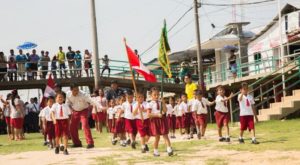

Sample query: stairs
[257,89,300,121]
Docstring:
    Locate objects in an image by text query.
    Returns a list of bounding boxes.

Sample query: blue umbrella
[17,42,37,50]
[223,45,238,52]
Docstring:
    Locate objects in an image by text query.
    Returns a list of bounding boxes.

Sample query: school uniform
[114,105,125,134]
[174,104,183,129]
[3,106,11,126]
[123,101,137,135]
[238,94,255,131]
[179,101,191,129]
[133,102,149,137]
[95,96,108,122]
[166,104,176,131]
[107,107,116,133]
[195,98,210,127]
[50,103,71,137]
[91,97,99,122]
[41,106,55,141]
[9,99,23,129]
[215,95,230,128]
[188,98,197,127]
[146,100,169,136]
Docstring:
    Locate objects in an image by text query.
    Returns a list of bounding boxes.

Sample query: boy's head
[70,83,79,96]
[176,97,181,104]
[126,90,134,103]
[195,90,203,99]
[136,92,145,103]
[98,88,105,97]
[181,93,188,102]
[184,73,192,84]
[47,96,55,106]
[55,92,65,104]
[169,97,175,104]
[240,82,249,95]
[149,87,159,100]
[109,99,115,107]
[216,85,225,96]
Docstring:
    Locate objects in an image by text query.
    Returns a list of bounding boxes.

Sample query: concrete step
[293,89,300,96]
[257,114,270,121]
[282,95,300,102]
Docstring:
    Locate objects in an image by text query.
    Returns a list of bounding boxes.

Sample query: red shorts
[92,113,99,121]
[196,114,207,127]
[176,116,183,129]
[136,119,150,137]
[5,117,11,126]
[46,121,55,140]
[97,112,106,122]
[149,115,169,136]
[115,117,125,134]
[240,115,254,131]
[54,119,69,137]
[183,112,192,128]
[167,115,176,130]
[107,119,115,133]
[125,119,137,134]
[10,118,23,129]
[214,111,230,128]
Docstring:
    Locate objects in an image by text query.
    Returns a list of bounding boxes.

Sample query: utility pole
[194,0,204,90]
[90,0,101,89]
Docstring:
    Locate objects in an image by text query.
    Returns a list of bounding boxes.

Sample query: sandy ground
[1,130,300,165]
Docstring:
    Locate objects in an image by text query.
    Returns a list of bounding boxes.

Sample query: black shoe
[112,140,117,145]
[43,141,48,146]
[226,137,230,142]
[251,139,259,144]
[86,144,94,149]
[239,138,245,144]
[197,134,201,140]
[126,139,131,145]
[168,150,174,156]
[153,153,160,157]
[141,148,146,153]
[63,149,69,155]
[71,144,82,148]
[60,145,65,151]
[55,147,59,154]
[131,141,136,149]
[121,143,127,147]
[145,144,149,152]
[219,137,226,142]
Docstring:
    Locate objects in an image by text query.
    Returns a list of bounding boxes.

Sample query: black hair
[126,89,134,96]
[181,93,187,97]
[47,96,55,101]
[55,92,65,99]
[149,87,159,95]
[185,73,192,79]
[241,82,248,89]
[195,90,203,96]
[70,83,79,90]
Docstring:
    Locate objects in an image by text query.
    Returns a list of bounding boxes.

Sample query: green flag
[158,20,172,78]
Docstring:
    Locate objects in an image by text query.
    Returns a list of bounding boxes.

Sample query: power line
[200,0,275,7]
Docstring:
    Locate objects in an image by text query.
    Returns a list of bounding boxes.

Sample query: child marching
[179,93,192,139]
[114,96,126,147]
[166,97,176,139]
[107,99,117,145]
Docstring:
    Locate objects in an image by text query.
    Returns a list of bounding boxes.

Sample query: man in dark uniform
[106,80,124,101]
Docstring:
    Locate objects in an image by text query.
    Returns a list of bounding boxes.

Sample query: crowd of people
[0,46,112,81]
[0,74,259,156]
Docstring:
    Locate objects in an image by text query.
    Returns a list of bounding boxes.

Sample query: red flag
[125,43,157,82]
[40,74,56,108]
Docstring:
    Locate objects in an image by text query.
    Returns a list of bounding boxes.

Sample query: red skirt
[125,119,137,134]
[196,114,207,127]
[214,111,230,128]
[54,119,69,137]
[5,117,11,126]
[176,116,183,129]
[149,115,169,136]
[46,121,55,140]
[97,112,106,122]
[167,115,176,130]
[115,117,125,134]
[136,119,150,137]
[183,112,192,128]
[240,115,254,131]
[108,119,115,133]
[10,118,23,129]
[92,113,99,122]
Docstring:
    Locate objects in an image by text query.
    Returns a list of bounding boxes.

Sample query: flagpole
[160,70,164,114]
[124,38,144,123]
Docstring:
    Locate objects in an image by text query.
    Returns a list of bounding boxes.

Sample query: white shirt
[50,103,71,120]
[27,103,39,113]
[3,106,10,117]
[215,95,229,113]
[107,107,116,120]
[95,96,108,113]
[133,101,148,120]
[40,106,52,121]
[122,101,135,120]
[166,104,176,115]
[238,94,255,116]
[179,101,189,113]
[174,104,182,117]
[114,105,124,118]
[146,100,162,115]
[67,90,96,111]
[195,98,210,114]
[188,98,197,112]
[9,99,23,119]
[39,109,44,118]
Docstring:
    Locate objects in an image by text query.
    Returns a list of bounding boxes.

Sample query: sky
[0,0,300,101]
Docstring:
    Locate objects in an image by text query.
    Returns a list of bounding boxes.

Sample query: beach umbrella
[17,42,37,50]
[223,45,238,52]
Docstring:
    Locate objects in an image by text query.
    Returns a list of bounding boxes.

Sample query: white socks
[154,149,159,155]
[167,146,172,153]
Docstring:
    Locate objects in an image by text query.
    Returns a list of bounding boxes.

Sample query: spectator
[84,49,92,77]
[179,61,189,82]
[8,49,17,81]
[51,55,58,79]
[40,51,50,79]
[228,50,237,79]
[0,52,7,82]
[101,54,110,77]
[57,46,68,78]
[74,50,82,77]
[105,80,124,101]
[29,49,40,80]
[25,53,31,70]
[66,46,76,77]
[16,49,27,81]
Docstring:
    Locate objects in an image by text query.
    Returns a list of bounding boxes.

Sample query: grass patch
[93,155,118,165]
[205,158,228,165]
